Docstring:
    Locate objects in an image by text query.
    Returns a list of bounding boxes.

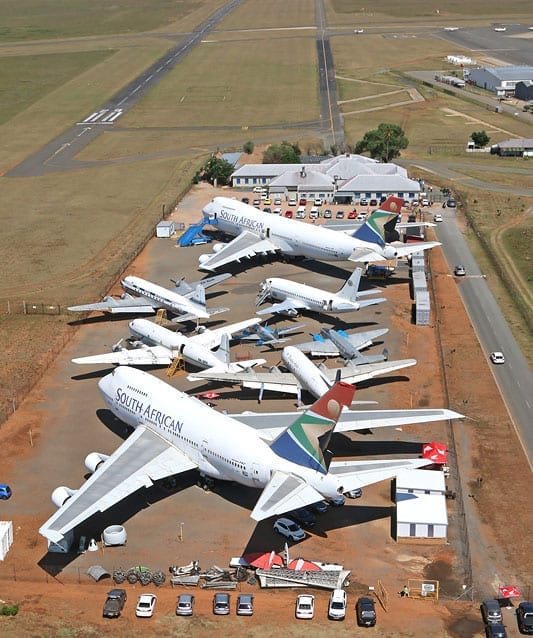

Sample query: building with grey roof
[467,66,533,96]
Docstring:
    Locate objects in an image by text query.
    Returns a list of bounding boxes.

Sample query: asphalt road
[433,209,533,469]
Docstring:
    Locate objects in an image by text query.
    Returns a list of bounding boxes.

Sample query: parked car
[447,198,457,207]
[299,198,307,205]
[309,209,319,220]
[273,517,306,541]
[421,198,431,207]
[346,487,362,499]
[485,624,507,638]
[289,507,316,527]
[347,211,357,219]
[102,589,127,618]
[356,213,367,221]
[296,206,306,219]
[369,198,378,207]
[0,484,12,500]
[359,197,368,206]
[356,597,376,627]
[136,593,157,618]
[274,198,282,205]
[213,592,230,615]
[517,601,533,634]
[273,207,282,215]
[263,198,271,205]
[176,593,195,616]
[309,500,329,514]
[328,494,346,506]
[490,352,505,365]
[253,199,261,206]
[313,198,323,206]
[253,186,263,193]
[263,207,271,214]
[481,599,503,624]
[328,588,347,620]
[454,264,466,276]
[241,197,249,204]
[284,210,293,218]
[295,594,315,619]
[323,209,332,218]
[433,213,443,222]
[236,593,254,616]
[336,210,345,219]
[288,198,297,206]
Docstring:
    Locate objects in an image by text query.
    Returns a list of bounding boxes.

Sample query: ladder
[155,309,167,324]
[167,356,185,377]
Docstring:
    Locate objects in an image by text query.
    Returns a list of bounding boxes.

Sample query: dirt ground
[0,183,531,637]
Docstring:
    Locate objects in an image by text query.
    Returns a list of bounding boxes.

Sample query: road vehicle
[434,213,443,222]
[485,624,507,637]
[356,213,367,221]
[348,211,357,219]
[517,601,533,634]
[176,593,195,616]
[328,589,347,620]
[213,592,230,615]
[241,197,249,204]
[336,211,345,219]
[253,199,260,206]
[346,488,362,499]
[295,594,315,619]
[356,597,376,626]
[490,352,505,364]
[323,209,332,218]
[329,494,346,506]
[273,517,306,541]
[310,500,329,514]
[102,589,127,618]
[236,594,254,616]
[447,198,457,207]
[289,508,316,527]
[273,208,282,215]
[313,198,323,206]
[421,198,430,206]
[454,265,466,276]
[299,198,307,205]
[288,198,297,206]
[369,199,378,207]
[274,198,282,205]
[309,209,319,220]
[136,594,157,617]
[284,210,293,218]
[359,197,368,205]
[0,484,12,499]
[481,600,502,624]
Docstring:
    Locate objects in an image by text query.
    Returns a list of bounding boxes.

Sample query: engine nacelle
[51,486,77,509]
[198,254,211,264]
[84,452,110,474]
[383,245,397,260]
[212,242,227,254]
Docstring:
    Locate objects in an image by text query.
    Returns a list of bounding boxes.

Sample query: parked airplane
[39,367,435,544]
[71,317,265,370]
[317,328,388,364]
[234,322,306,347]
[198,196,440,271]
[296,327,389,358]
[255,268,385,317]
[68,273,231,322]
[188,345,416,403]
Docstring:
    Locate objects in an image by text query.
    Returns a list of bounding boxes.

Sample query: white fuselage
[203,197,383,261]
[122,276,209,319]
[261,277,361,314]
[98,367,341,496]
[282,346,331,398]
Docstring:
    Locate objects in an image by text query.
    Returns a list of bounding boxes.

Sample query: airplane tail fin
[214,333,231,365]
[269,381,355,474]
[352,196,403,247]
[190,285,207,308]
[338,267,363,301]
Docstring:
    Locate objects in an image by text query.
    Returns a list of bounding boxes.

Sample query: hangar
[467,65,533,96]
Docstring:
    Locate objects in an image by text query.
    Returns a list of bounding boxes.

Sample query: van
[296,206,306,218]
[309,207,319,219]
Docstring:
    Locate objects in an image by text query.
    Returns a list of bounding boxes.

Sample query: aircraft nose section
[98,369,115,400]
[202,201,217,218]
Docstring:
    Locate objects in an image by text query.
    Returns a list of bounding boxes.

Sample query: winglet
[269,381,355,474]
[352,196,403,247]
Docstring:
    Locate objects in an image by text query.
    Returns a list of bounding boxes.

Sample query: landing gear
[197,474,215,491]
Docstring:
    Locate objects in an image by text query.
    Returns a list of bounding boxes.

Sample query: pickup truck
[103,589,127,618]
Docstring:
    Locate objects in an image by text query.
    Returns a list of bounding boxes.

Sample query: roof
[497,138,533,149]
[475,66,533,81]
[396,469,446,491]
[269,169,334,190]
[396,493,448,525]
[336,174,420,193]
[221,152,242,167]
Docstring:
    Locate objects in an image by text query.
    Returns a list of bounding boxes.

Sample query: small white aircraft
[295,327,389,358]
[256,267,386,317]
[71,317,265,371]
[198,196,440,271]
[68,273,231,322]
[188,344,416,403]
[39,366,441,545]
[233,322,306,347]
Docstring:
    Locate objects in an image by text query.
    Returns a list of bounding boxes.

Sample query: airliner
[71,317,265,370]
[39,366,436,545]
[295,327,389,358]
[68,273,231,321]
[188,344,416,403]
[255,267,385,317]
[198,196,440,271]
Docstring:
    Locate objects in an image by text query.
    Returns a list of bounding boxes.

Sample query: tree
[263,141,301,164]
[201,156,234,185]
[354,123,408,162]
[243,140,254,154]
[470,130,490,148]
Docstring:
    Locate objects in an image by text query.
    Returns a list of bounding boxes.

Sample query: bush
[1,604,19,616]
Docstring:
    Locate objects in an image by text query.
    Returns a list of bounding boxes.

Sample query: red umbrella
[499,585,521,598]
[422,441,447,464]
[287,558,320,571]
[200,391,221,400]
[242,551,283,569]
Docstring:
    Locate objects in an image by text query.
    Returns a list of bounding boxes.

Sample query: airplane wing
[174,272,232,295]
[256,298,308,316]
[173,306,229,323]
[251,470,324,521]
[388,241,441,259]
[187,368,300,396]
[39,426,197,545]
[323,359,417,384]
[295,328,389,357]
[190,318,261,349]
[68,294,155,314]
[229,407,464,442]
[328,458,431,492]
[198,231,279,271]
[72,345,173,366]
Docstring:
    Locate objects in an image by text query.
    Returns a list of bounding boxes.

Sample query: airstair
[178,220,212,247]
[167,355,185,377]
[255,281,271,306]
[255,566,350,590]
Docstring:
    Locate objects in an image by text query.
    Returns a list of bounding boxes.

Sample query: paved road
[433,210,533,469]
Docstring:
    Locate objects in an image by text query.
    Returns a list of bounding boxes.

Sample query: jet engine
[84,452,110,474]
[198,254,211,264]
[382,245,397,260]
[51,486,77,508]
[212,243,227,253]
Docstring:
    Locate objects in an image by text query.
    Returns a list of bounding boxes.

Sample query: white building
[468,66,533,96]
[396,469,446,496]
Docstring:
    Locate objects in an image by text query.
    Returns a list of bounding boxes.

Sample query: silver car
[176,593,195,616]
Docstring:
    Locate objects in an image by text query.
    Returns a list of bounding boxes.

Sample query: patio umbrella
[499,585,521,598]
[242,551,283,569]
[287,558,320,571]
[422,441,447,464]
[200,391,221,400]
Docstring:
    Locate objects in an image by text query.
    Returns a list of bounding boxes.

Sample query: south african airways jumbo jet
[198,196,440,271]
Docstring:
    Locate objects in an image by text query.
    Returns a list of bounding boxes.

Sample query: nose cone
[203,201,217,217]
[98,369,115,399]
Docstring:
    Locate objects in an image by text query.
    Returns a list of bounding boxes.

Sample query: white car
[273,207,282,215]
[288,198,297,206]
[295,594,315,619]
[421,198,430,207]
[313,198,323,206]
[490,352,505,364]
[328,588,347,620]
[273,517,306,541]
[433,213,443,222]
[136,593,157,617]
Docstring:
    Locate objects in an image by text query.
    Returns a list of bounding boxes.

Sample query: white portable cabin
[396,493,448,541]
[0,521,13,560]
[396,469,446,496]
[156,220,176,238]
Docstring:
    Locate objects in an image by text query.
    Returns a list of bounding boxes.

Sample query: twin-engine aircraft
[39,367,462,545]
[198,196,440,272]
[68,273,231,322]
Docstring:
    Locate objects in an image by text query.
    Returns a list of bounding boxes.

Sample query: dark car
[0,484,12,500]
[359,197,368,206]
[103,589,127,618]
[356,596,376,627]
[336,210,345,219]
[309,500,329,514]
[241,197,250,204]
[481,599,503,624]
[213,592,230,615]
[323,209,332,218]
[236,593,254,616]
[369,198,378,207]
[447,198,457,207]
[517,602,533,634]
[290,508,316,528]
[485,624,507,638]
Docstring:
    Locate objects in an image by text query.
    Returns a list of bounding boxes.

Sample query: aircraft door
[251,462,262,485]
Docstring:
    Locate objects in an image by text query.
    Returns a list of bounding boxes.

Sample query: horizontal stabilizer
[328,457,431,492]
[251,470,323,521]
